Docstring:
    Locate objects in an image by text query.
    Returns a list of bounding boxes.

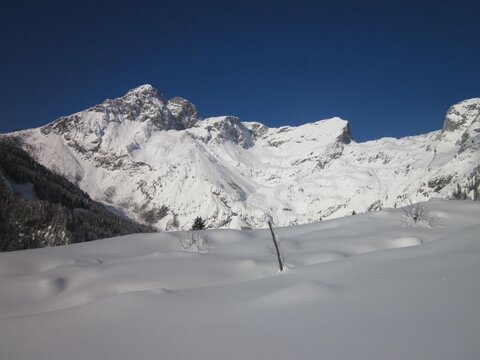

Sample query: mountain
[0,139,155,251]
[4,85,479,230]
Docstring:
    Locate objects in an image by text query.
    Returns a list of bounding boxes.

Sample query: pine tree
[192,216,206,230]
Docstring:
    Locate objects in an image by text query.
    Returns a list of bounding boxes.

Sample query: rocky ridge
[8,85,480,230]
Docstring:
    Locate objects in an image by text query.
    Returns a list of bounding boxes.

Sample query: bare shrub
[402,201,437,227]
[180,231,209,252]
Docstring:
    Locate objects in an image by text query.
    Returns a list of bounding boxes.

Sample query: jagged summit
[125,83,159,96]
[110,84,169,111]
[9,89,480,231]
[40,85,201,143]
[441,98,480,150]
[197,116,254,149]
[167,96,200,129]
[443,98,480,132]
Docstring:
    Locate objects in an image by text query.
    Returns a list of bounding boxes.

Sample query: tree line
[0,138,155,252]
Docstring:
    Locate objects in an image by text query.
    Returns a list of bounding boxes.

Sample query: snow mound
[1,200,480,360]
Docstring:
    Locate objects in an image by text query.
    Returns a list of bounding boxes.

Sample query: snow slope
[7,85,480,230]
[0,199,479,360]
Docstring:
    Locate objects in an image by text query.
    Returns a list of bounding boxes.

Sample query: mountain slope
[0,139,155,251]
[6,85,479,230]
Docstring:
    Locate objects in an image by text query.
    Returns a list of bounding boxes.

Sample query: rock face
[167,96,200,129]
[41,85,200,149]
[8,85,480,230]
[442,98,480,151]
[443,98,480,132]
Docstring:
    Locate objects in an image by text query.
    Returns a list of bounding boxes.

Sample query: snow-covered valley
[7,85,479,231]
[1,199,479,360]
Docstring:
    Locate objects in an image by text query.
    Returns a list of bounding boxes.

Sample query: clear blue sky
[1,0,478,141]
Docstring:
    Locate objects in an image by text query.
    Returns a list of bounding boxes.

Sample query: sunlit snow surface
[1,200,480,360]
[13,89,480,230]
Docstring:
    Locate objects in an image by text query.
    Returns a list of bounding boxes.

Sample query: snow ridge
[9,86,480,230]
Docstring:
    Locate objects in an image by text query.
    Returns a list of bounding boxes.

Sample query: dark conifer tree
[192,216,206,230]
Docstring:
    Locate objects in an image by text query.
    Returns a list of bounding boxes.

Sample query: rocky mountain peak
[192,116,254,149]
[167,96,200,129]
[443,98,480,132]
[41,85,201,140]
[442,98,480,149]
[325,118,352,144]
[123,84,163,99]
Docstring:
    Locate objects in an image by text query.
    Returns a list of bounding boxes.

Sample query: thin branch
[268,221,283,272]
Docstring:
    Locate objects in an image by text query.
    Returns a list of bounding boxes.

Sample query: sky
[0,0,478,141]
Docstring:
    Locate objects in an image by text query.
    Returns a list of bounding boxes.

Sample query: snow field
[1,200,480,359]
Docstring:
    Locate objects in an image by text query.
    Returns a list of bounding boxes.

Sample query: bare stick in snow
[268,221,284,272]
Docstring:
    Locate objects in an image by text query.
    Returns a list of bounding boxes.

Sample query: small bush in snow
[402,201,437,227]
[180,231,209,252]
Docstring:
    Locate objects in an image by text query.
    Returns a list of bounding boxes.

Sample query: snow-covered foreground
[1,200,479,360]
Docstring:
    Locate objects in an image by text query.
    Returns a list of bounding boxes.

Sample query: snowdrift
[1,200,480,359]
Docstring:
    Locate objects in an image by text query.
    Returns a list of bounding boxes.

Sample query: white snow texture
[7,85,480,230]
[0,200,480,360]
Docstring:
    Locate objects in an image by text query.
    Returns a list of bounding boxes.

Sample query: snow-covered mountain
[7,85,480,230]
